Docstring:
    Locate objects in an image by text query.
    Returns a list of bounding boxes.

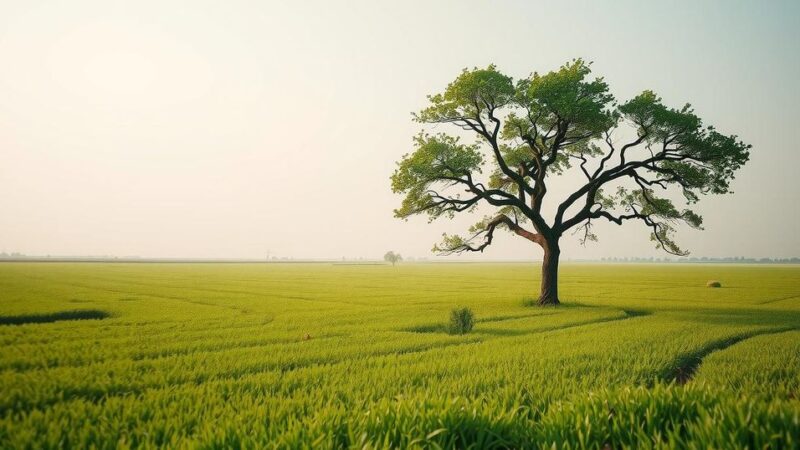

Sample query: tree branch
[436,214,545,254]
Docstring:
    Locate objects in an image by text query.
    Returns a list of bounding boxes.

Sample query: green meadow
[0,262,799,449]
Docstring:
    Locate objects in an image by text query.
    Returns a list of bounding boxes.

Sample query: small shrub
[707,280,722,288]
[448,307,474,335]
[522,297,537,307]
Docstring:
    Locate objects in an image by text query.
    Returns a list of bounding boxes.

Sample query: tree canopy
[391,60,750,258]
[384,251,403,266]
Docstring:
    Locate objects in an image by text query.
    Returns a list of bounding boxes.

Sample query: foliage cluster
[448,307,474,335]
[384,251,403,266]
[392,60,751,258]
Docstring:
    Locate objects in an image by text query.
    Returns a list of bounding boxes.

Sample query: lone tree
[384,251,403,266]
[391,60,750,305]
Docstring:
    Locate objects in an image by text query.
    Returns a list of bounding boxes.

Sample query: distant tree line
[0,252,795,264]
[598,256,800,264]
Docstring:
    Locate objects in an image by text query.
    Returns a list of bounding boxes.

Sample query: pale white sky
[1,0,798,259]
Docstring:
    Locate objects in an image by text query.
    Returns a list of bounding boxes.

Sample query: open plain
[0,262,798,448]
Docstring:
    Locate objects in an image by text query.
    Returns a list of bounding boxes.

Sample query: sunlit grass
[0,262,798,448]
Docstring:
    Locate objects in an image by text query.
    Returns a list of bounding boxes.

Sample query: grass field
[0,262,799,449]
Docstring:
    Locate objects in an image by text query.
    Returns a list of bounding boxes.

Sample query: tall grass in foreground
[0,262,798,448]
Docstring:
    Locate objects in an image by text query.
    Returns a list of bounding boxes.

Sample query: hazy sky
[1,0,798,260]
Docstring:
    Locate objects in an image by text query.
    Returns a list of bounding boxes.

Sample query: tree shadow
[0,310,110,326]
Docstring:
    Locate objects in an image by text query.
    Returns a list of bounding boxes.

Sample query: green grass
[0,262,798,449]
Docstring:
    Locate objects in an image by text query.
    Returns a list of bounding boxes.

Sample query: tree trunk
[538,240,560,306]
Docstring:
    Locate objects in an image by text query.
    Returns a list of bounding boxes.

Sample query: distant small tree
[391,59,750,305]
[384,251,403,266]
